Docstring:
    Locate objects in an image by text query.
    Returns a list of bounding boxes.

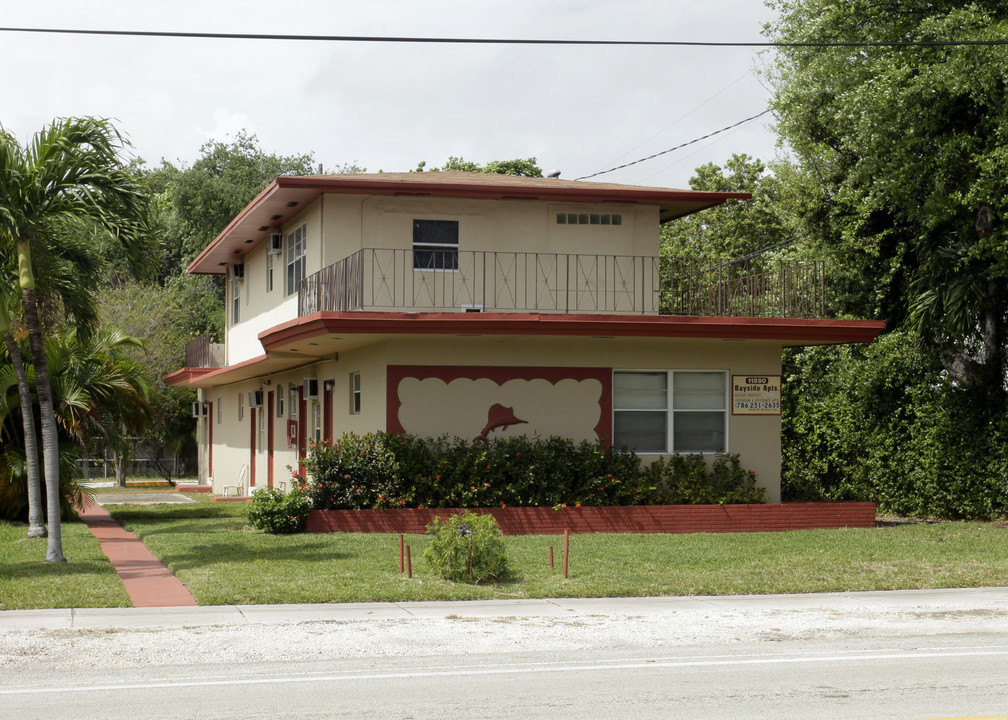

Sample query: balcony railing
[663,257,827,319]
[184,334,226,369]
[299,248,828,319]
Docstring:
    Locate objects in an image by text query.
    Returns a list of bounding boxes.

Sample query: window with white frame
[238,391,244,421]
[413,219,459,270]
[266,251,274,293]
[217,398,222,424]
[258,407,265,451]
[286,224,306,296]
[313,401,322,444]
[289,386,299,420]
[349,372,361,414]
[276,384,284,417]
[231,276,241,324]
[612,370,727,453]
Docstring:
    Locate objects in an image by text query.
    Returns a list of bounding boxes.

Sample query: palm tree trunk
[114,450,126,488]
[22,288,65,562]
[3,331,46,538]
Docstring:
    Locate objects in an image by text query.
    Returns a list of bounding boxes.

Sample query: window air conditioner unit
[191,401,208,418]
[303,378,319,400]
[247,390,263,408]
[268,233,283,255]
[229,263,245,280]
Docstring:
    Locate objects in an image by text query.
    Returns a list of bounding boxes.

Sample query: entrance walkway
[78,503,198,608]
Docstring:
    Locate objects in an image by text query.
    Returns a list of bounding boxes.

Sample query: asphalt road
[2,589,1007,719]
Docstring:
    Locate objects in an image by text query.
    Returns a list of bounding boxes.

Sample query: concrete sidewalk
[2,586,1006,631]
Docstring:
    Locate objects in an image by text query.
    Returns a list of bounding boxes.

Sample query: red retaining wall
[306,502,876,535]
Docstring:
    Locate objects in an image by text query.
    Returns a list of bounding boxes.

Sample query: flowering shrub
[423,511,510,583]
[648,453,766,504]
[302,434,402,510]
[246,487,313,534]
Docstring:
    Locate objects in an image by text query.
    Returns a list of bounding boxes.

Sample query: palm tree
[0,289,45,536]
[0,117,151,562]
[48,329,153,487]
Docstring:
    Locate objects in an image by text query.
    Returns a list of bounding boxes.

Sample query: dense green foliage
[782,332,1008,518]
[752,1,1008,519]
[300,432,763,509]
[649,453,767,505]
[767,0,1008,386]
[423,511,510,584]
[246,487,313,534]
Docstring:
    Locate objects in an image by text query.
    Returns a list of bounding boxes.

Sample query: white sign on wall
[731,375,782,415]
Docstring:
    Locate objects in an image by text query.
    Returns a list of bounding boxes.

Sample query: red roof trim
[186,172,751,275]
[164,353,270,387]
[260,312,886,349]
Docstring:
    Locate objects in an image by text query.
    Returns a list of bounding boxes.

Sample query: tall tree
[147,131,316,279]
[765,0,1008,388]
[0,117,151,561]
[0,290,44,536]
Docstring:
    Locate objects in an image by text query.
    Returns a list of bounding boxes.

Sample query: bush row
[781,331,1008,519]
[298,432,764,511]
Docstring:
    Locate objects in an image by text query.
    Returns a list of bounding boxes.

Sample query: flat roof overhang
[167,312,885,389]
[186,173,750,275]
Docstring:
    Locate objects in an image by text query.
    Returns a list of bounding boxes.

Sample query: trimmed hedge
[299,432,763,510]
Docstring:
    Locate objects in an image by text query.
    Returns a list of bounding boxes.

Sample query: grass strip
[105,502,1008,605]
[0,521,131,610]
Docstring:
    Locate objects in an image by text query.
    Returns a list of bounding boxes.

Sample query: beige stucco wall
[204,336,782,500]
[380,335,783,502]
[225,194,664,364]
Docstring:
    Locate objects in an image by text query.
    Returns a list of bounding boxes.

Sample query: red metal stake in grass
[563,529,570,579]
[549,546,554,569]
[406,545,412,579]
[399,534,404,573]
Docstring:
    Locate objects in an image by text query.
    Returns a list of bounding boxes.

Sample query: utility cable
[575,110,771,181]
[0,27,1006,47]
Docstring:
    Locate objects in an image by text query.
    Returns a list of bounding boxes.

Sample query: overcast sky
[2,1,783,189]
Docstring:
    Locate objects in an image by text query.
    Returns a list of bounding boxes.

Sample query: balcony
[298,248,828,319]
[183,334,226,369]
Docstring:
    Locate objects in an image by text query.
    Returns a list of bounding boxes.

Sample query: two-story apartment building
[167,171,884,501]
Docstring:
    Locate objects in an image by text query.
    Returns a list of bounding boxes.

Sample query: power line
[1,26,1007,47]
[575,110,772,181]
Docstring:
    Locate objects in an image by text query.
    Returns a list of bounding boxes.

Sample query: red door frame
[249,404,257,489]
[323,380,333,444]
[297,386,307,479]
[207,401,214,482]
[267,391,275,489]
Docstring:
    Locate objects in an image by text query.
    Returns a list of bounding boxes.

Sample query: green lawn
[0,521,131,610]
[108,501,1008,605]
[3,499,1007,610]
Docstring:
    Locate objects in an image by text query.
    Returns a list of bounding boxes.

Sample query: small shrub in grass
[423,511,510,583]
[246,487,312,533]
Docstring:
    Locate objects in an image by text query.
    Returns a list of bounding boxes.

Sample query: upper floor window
[266,251,275,293]
[413,219,458,270]
[612,370,726,454]
[230,275,242,325]
[286,224,306,296]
